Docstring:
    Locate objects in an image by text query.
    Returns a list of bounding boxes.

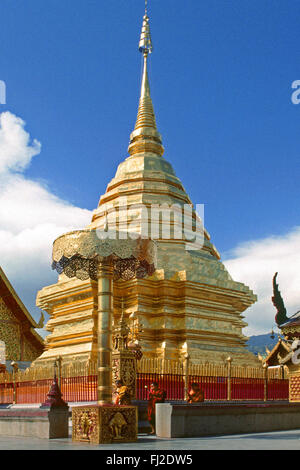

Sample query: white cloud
[0,112,92,327]
[224,227,300,336]
[0,112,41,174]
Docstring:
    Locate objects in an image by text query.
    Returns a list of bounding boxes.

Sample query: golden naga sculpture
[265,272,300,402]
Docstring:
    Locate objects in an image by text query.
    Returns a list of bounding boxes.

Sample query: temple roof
[281,311,300,328]
[0,266,44,349]
[265,338,291,367]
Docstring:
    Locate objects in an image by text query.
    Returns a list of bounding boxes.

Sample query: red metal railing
[189,375,228,401]
[16,379,53,404]
[0,382,13,404]
[0,374,289,404]
[267,379,289,400]
[136,375,289,402]
[136,373,185,401]
[231,377,264,400]
[61,375,97,402]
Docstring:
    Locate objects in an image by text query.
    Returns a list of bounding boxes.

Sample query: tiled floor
[0,430,300,450]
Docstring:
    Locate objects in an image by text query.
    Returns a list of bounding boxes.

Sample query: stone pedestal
[155,402,300,438]
[48,407,70,438]
[0,406,69,439]
[72,405,137,444]
[39,372,69,438]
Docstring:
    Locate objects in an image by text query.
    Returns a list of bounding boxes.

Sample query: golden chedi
[35,11,258,368]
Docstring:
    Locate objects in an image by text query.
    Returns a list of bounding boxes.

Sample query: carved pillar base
[72,405,137,444]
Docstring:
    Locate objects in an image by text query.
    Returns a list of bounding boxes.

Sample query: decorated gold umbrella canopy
[52,229,157,405]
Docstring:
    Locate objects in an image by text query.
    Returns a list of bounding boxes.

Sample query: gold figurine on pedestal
[112,300,137,401]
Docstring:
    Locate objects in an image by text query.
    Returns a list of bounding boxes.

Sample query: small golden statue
[109,411,127,439]
[79,411,94,441]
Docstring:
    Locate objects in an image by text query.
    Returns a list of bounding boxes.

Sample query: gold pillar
[263,364,268,401]
[56,356,62,389]
[97,261,114,405]
[182,353,190,401]
[226,356,232,401]
[11,361,19,405]
[73,259,138,444]
[72,260,138,444]
[50,228,156,444]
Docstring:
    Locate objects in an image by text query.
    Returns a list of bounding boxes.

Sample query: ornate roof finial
[41,365,68,409]
[113,297,130,351]
[128,2,164,157]
[139,2,153,56]
[272,272,289,326]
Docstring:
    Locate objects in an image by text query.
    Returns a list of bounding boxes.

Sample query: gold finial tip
[129,1,164,157]
[139,12,153,54]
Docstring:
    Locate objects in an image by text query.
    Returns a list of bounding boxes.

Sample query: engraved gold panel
[72,405,138,444]
[289,375,300,402]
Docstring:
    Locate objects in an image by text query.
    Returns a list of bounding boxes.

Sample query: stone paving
[0,430,300,450]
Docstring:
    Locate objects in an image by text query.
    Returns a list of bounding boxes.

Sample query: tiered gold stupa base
[35,269,259,368]
[72,405,137,444]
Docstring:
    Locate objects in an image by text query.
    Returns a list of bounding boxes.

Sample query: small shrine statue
[114,379,132,406]
[109,412,127,439]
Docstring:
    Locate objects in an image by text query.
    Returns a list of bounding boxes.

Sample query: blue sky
[0,0,299,335]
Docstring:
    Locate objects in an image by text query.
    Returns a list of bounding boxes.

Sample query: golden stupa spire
[128,1,164,157]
